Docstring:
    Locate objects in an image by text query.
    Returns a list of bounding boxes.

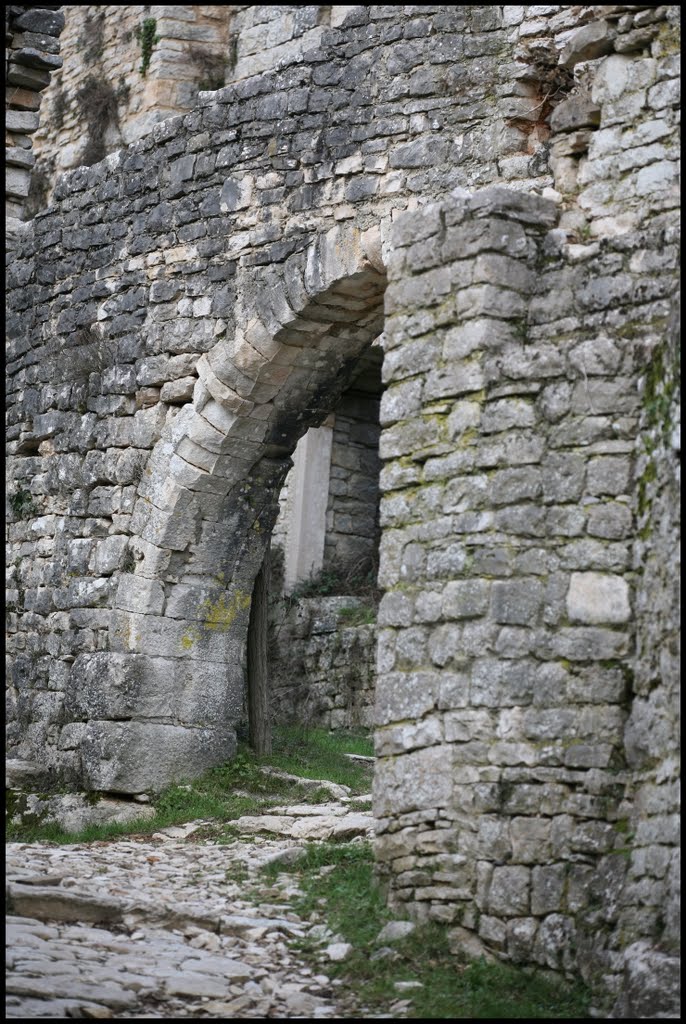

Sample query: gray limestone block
[587,456,631,496]
[5,108,40,134]
[374,670,438,726]
[489,466,542,506]
[6,166,31,200]
[506,917,539,963]
[441,580,490,620]
[114,575,165,615]
[425,359,485,400]
[468,187,559,229]
[389,138,449,169]
[566,572,630,624]
[560,20,616,69]
[551,627,629,661]
[541,452,586,503]
[14,9,66,35]
[81,720,237,794]
[488,865,530,916]
[613,943,681,1020]
[17,30,61,54]
[471,659,534,707]
[491,579,543,626]
[373,743,452,817]
[531,865,566,916]
[472,253,534,294]
[550,94,601,133]
[7,63,51,90]
[11,47,63,71]
[455,284,526,321]
[442,218,529,261]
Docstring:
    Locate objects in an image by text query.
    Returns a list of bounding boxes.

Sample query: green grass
[266,724,373,792]
[338,604,376,626]
[7,726,374,845]
[265,842,591,1020]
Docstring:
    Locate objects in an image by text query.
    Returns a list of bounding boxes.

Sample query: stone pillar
[5,4,64,224]
[283,418,334,592]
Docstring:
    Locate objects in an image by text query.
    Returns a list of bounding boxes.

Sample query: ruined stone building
[5,5,680,1017]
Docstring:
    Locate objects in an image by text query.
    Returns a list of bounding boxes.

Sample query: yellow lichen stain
[179,585,251,652]
[201,589,251,632]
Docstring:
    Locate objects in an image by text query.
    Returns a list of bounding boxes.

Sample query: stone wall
[6,4,64,222]
[28,5,233,214]
[271,345,382,591]
[270,596,376,731]
[324,347,382,576]
[370,7,680,1012]
[5,5,681,1017]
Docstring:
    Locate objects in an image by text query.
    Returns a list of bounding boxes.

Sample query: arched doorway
[77,224,387,794]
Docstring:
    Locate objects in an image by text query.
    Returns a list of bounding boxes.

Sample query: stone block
[375,670,438,726]
[471,659,534,707]
[550,94,601,133]
[15,9,66,35]
[566,572,630,624]
[81,720,237,794]
[482,398,536,434]
[511,818,552,864]
[444,709,492,743]
[114,575,166,615]
[442,580,490,620]
[551,627,629,661]
[5,108,40,134]
[468,188,558,229]
[488,866,530,916]
[532,913,575,971]
[506,917,539,962]
[489,466,542,505]
[7,63,51,89]
[491,579,543,626]
[6,166,31,200]
[11,47,63,71]
[560,20,615,69]
[373,744,452,816]
[89,536,129,575]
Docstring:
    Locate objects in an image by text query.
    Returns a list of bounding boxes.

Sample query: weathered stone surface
[81,722,237,794]
[566,572,631,624]
[550,94,601,134]
[375,920,416,945]
[560,20,616,69]
[5,6,681,1018]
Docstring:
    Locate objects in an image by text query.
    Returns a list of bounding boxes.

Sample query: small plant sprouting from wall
[10,488,38,520]
[136,18,160,77]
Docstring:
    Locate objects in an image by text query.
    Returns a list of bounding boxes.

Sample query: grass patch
[272,843,590,1020]
[266,724,373,793]
[7,727,373,845]
[338,604,376,627]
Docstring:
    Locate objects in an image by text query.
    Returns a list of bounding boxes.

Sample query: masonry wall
[5,5,681,1017]
[270,596,376,731]
[28,5,233,214]
[6,4,65,221]
[323,349,382,577]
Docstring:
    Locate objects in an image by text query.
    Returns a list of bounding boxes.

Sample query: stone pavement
[6,800,401,1019]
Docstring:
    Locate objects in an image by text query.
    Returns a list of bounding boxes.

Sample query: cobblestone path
[6,802,392,1019]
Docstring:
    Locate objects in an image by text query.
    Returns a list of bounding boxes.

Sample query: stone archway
[75,223,387,793]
